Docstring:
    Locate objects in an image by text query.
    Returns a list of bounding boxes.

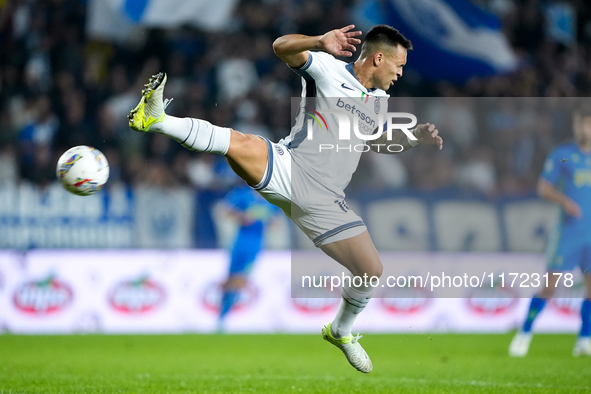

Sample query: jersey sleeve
[223,189,250,213]
[290,51,337,81]
[540,148,563,185]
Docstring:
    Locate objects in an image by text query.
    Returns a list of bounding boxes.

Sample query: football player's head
[360,25,412,91]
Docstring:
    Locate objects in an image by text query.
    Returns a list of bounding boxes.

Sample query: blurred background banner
[354,0,517,82]
[0,250,584,334]
[0,181,558,251]
[87,0,240,41]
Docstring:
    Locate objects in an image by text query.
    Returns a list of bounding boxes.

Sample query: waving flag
[354,0,517,83]
[87,0,239,41]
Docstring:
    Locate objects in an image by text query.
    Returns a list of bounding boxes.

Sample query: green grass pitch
[0,333,589,393]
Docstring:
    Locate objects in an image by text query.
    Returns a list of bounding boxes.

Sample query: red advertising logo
[549,298,581,316]
[466,297,518,315]
[290,285,339,314]
[466,278,519,315]
[13,275,73,315]
[291,297,340,314]
[380,297,432,315]
[109,276,165,314]
[549,281,585,316]
[378,285,432,314]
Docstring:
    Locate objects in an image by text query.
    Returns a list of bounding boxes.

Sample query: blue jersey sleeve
[540,148,563,186]
[223,188,252,213]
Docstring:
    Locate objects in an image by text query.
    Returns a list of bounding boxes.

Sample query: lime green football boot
[322,322,373,373]
[128,72,172,132]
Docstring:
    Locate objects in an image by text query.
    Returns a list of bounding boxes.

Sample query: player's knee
[370,263,383,279]
[358,262,382,279]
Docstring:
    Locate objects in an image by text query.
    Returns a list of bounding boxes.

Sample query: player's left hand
[319,25,362,57]
[415,123,443,150]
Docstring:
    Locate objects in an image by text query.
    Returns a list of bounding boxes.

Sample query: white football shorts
[251,138,367,247]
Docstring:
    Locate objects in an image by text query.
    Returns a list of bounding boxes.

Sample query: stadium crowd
[1,0,591,199]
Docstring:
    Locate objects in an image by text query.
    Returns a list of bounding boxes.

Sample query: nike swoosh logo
[341,83,355,91]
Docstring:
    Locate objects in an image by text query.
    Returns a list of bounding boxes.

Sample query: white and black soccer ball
[56,146,110,196]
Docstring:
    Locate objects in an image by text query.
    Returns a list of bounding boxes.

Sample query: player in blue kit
[218,186,279,331]
[129,24,442,372]
[509,107,591,357]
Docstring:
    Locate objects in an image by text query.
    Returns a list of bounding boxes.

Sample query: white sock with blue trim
[152,115,231,155]
[331,278,375,339]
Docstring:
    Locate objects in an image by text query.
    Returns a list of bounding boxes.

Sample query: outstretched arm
[370,123,443,154]
[272,25,362,68]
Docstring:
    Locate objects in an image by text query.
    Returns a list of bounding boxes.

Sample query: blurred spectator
[455,146,496,196]
[134,159,179,188]
[187,154,217,190]
[0,143,18,185]
[367,153,408,190]
[425,94,477,155]
[216,55,259,102]
[18,95,59,180]
[232,99,273,141]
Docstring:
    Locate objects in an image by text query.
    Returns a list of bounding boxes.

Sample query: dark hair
[360,25,412,58]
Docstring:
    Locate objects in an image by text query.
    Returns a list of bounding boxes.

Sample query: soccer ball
[56,146,110,196]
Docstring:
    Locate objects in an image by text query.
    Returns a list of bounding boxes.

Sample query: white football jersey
[281,51,390,197]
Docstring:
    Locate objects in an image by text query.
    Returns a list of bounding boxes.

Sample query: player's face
[574,115,591,146]
[373,45,407,91]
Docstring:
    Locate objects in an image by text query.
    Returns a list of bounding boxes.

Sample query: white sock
[152,115,231,155]
[331,278,375,339]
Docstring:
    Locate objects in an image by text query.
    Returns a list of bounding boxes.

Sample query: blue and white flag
[87,0,239,42]
[354,0,517,83]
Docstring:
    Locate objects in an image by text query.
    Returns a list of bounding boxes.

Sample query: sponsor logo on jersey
[334,199,350,213]
[13,275,73,315]
[201,280,258,313]
[108,275,165,314]
[574,169,591,187]
[340,83,355,91]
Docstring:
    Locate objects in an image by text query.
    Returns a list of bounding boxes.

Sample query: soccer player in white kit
[129,24,443,373]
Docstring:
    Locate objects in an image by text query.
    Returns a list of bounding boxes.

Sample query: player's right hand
[563,197,583,219]
[319,25,362,57]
